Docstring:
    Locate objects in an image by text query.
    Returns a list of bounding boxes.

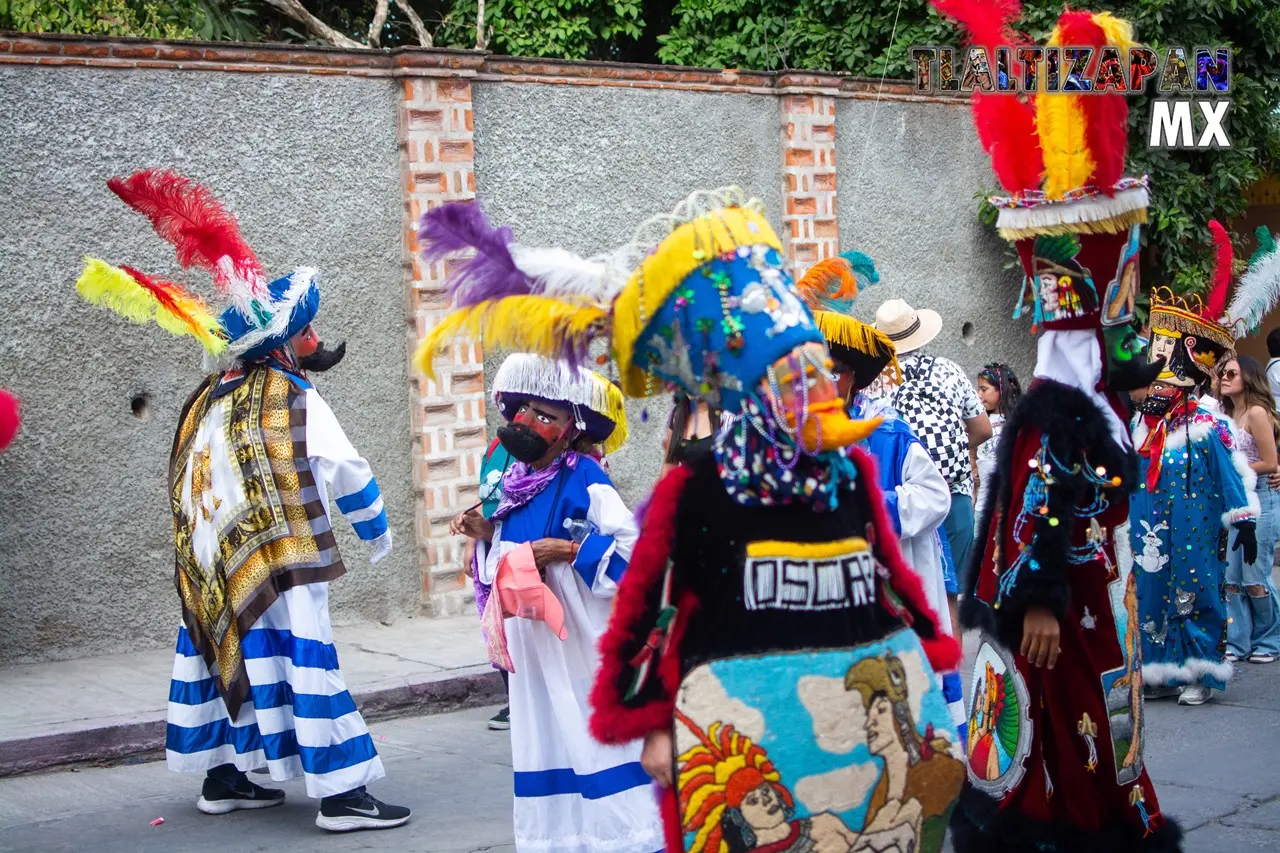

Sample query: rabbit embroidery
[1134,520,1170,573]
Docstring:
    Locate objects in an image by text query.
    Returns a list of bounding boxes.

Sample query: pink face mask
[495,543,568,641]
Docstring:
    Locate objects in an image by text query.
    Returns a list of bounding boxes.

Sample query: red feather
[932,0,1045,193]
[1053,12,1129,194]
[107,169,263,296]
[1205,220,1233,321]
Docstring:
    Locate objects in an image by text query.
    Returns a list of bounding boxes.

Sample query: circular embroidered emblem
[965,635,1033,796]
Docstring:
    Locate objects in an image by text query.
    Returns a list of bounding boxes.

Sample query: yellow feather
[75,258,156,324]
[1037,21,1094,199]
[414,296,606,380]
[1093,13,1136,54]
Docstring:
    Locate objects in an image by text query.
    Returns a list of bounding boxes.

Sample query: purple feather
[417,202,536,307]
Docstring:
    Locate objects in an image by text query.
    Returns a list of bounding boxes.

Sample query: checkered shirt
[887,354,985,496]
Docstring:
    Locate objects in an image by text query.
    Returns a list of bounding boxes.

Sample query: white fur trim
[1223,446,1261,524]
[225,267,318,360]
[1142,658,1234,686]
[491,353,602,417]
[1131,416,1214,450]
[995,186,1149,236]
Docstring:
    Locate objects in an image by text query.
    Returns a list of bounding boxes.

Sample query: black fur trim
[964,379,1137,641]
[950,785,1184,853]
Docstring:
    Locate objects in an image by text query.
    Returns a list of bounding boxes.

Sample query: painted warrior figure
[930,3,1180,851]
[414,187,964,853]
[76,169,410,832]
[1132,222,1259,707]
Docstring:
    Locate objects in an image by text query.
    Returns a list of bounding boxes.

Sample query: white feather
[508,245,612,301]
[1224,243,1280,335]
[224,267,317,361]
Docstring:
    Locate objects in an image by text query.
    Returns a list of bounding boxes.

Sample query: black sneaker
[487,706,511,731]
[316,791,411,832]
[196,775,286,815]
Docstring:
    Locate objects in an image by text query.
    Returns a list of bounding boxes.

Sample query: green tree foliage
[6,0,1277,294]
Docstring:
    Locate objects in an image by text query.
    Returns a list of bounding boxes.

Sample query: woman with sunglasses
[1218,356,1280,664]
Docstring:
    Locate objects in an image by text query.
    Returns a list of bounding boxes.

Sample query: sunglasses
[1220,369,1240,380]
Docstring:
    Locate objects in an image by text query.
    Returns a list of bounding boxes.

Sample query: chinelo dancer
[794,250,968,746]
[414,187,965,853]
[413,209,654,850]
[930,3,1178,851]
[1132,222,1259,707]
[75,169,410,833]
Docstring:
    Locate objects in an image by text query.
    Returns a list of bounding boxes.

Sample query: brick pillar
[399,74,486,616]
[781,93,839,267]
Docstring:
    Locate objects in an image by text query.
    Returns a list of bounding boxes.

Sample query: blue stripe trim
[176,627,339,670]
[351,510,388,541]
[513,763,650,801]
[168,678,358,719]
[573,531,611,588]
[335,479,381,514]
[604,550,628,584]
[166,721,378,774]
[942,671,964,703]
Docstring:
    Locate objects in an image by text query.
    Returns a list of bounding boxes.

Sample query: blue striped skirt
[165,583,384,799]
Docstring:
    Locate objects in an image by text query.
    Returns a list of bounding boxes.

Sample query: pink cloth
[495,542,569,641]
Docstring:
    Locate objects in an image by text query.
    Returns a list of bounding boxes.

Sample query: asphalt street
[1,664,1278,852]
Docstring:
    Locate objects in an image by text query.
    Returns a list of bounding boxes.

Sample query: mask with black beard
[498,422,561,464]
[298,340,347,373]
[1137,393,1175,418]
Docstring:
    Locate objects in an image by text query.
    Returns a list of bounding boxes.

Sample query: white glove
[370,530,393,565]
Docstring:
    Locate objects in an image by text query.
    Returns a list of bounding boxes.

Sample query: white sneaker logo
[348,805,382,817]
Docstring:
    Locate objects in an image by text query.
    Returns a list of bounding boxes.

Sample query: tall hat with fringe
[794,250,899,391]
[75,169,321,365]
[932,1,1148,334]
[1148,220,1236,388]
[413,188,825,413]
[491,353,624,450]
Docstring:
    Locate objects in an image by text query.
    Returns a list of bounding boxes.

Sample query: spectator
[1267,328,1280,403]
[973,363,1021,524]
[873,299,992,615]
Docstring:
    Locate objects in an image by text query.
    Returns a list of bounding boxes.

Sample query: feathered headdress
[76,258,228,355]
[489,353,623,447]
[107,169,268,317]
[674,710,792,853]
[795,251,899,387]
[1225,226,1280,337]
[415,188,824,413]
[1149,221,1237,385]
[932,1,1148,240]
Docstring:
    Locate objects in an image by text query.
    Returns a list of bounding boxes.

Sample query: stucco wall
[472,82,785,507]
[835,98,1037,382]
[0,68,413,664]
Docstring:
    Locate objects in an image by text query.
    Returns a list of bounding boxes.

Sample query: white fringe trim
[224,267,318,361]
[491,353,603,416]
[1143,658,1235,686]
[995,186,1149,233]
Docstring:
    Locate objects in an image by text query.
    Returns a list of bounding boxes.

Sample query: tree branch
[261,0,364,49]
[367,0,390,47]
[393,0,432,47]
[475,0,487,50]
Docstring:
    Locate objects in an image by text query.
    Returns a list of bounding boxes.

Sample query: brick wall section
[399,74,486,616]
[780,92,840,268]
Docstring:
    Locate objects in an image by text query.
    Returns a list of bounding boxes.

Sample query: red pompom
[0,388,21,452]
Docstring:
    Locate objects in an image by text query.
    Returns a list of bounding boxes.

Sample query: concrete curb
[0,666,503,777]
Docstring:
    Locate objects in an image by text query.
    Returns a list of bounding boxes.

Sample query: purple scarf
[492,451,580,521]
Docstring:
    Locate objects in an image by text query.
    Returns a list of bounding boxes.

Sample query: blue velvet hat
[219,269,320,362]
[624,207,823,412]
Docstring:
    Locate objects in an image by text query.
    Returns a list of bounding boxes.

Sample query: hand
[640,728,674,788]
[450,508,493,542]
[1021,605,1060,669]
[370,530,393,565]
[530,538,575,572]
[1268,471,1280,490]
[1233,521,1258,565]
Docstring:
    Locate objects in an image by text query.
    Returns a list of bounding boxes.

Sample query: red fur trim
[660,781,683,852]
[847,446,962,671]
[590,465,693,745]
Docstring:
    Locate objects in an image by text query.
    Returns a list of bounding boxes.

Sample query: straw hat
[873,299,942,355]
